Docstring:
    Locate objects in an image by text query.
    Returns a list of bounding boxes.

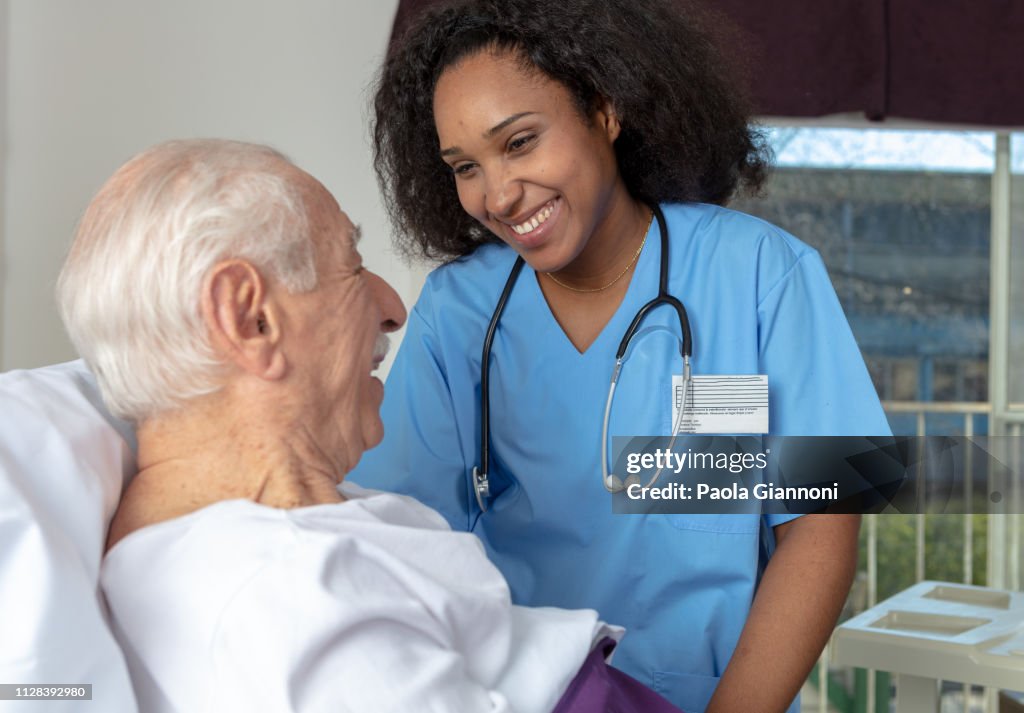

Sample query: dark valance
[388,0,1024,127]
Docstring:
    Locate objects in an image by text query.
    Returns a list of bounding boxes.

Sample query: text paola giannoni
[623,447,840,502]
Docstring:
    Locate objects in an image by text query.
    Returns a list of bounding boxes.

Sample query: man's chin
[358,380,386,451]
[362,417,385,452]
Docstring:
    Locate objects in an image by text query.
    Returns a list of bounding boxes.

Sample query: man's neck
[106,393,345,551]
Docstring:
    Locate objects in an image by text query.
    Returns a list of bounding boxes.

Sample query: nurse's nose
[483,167,524,220]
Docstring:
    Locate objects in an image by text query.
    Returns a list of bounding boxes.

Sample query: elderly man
[57,140,682,713]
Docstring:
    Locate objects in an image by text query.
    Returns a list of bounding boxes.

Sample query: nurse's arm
[705,513,860,713]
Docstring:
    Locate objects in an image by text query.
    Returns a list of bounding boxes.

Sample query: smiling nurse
[351,0,890,711]
[434,50,647,351]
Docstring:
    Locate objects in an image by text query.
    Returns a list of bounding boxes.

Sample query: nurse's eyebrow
[484,112,535,138]
[439,112,537,157]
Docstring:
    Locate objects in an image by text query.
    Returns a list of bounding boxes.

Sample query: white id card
[671,375,769,434]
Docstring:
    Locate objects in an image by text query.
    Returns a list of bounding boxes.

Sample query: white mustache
[373,333,391,364]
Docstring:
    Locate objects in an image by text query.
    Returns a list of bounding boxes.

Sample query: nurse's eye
[507,134,536,153]
[451,162,477,178]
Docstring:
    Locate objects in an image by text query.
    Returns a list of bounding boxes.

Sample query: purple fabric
[552,637,686,713]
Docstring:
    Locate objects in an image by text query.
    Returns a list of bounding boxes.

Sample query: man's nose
[368,271,407,333]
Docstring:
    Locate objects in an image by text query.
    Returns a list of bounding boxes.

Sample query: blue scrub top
[350,203,890,712]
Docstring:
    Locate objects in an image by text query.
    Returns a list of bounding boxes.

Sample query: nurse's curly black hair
[372,0,771,261]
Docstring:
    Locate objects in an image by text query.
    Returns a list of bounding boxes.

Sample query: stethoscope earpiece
[603,472,642,494]
[605,474,624,492]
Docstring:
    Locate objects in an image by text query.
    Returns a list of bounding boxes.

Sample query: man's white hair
[57,139,317,422]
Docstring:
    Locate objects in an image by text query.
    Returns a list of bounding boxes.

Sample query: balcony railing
[812,400,1023,713]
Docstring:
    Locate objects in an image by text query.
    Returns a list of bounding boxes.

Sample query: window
[732,128,996,434]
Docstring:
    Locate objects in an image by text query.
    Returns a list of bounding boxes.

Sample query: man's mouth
[371,334,390,372]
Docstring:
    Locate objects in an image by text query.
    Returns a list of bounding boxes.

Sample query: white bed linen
[103,482,620,713]
[0,361,137,713]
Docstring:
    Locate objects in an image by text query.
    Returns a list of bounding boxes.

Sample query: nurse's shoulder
[664,202,823,299]
[413,242,520,331]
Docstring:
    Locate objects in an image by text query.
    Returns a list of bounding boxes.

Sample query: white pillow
[0,360,138,712]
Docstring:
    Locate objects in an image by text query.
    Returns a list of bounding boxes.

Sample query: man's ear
[201,260,286,380]
[593,97,622,144]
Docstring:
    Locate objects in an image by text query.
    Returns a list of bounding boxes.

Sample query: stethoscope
[472,203,694,512]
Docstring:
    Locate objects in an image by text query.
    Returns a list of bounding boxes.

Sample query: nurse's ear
[591,97,622,144]
[201,259,287,381]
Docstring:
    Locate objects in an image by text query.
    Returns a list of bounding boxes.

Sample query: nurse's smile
[503,197,561,249]
[509,199,554,235]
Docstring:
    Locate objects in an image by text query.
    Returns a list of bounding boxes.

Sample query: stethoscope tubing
[474,255,525,512]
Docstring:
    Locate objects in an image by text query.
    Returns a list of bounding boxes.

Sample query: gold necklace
[545,209,653,293]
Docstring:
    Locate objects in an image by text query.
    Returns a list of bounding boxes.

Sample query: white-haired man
[58,140,684,713]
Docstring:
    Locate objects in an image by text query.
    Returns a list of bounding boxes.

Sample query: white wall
[1,0,428,372]
[1,0,9,366]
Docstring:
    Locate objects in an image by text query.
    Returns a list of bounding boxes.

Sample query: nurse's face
[433,50,625,273]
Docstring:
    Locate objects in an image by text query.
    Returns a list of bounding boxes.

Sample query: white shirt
[102,483,619,713]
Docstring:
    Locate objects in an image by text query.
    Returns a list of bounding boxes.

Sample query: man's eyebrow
[351,224,363,244]
[439,112,537,157]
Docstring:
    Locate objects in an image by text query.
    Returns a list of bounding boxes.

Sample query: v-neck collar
[519,216,661,359]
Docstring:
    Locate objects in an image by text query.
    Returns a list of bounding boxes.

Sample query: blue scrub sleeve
[349,304,472,532]
[757,250,890,528]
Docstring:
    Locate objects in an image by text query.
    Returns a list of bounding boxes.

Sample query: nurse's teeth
[512,203,554,234]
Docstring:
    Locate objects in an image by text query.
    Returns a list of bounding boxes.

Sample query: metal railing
[814,400,1023,713]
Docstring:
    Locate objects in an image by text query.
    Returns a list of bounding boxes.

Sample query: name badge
[671,375,769,434]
